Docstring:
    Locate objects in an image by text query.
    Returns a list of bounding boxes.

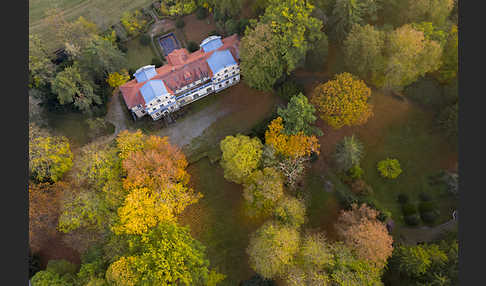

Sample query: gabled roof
[140,80,169,104]
[134,65,157,83]
[206,49,237,74]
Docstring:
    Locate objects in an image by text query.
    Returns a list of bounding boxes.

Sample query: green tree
[329,0,365,43]
[106,222,215,285]
[240,23,285,91]
[247,221,300,279]
[243,167,284,217]
[343,24,386,85]
[51,65,102,112]
[261,0,323,73]
[77,36,127,81]
[277,93,322,136]
[208,0,244,18]
[406,0,454,26]
[437,102,458,142]
[334,135,364,171]
[29,34,56,88]
[273,196,306,227]
[377,158,402,179]
[393,244,448,278]
[29,130,73,183]
[220,134,264,184]
[30,270,75,286]
[411,22,448,44]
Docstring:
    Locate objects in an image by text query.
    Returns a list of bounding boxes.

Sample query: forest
[29,0,458,285]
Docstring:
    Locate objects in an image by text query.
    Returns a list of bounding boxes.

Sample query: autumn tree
[220,134,264,184]
[207,0,243,18]
[273,196,306,227]
[334,135,364,171]
[114,135,201,234]
[29,128,73,183]
[277,93,322,136]
[107,70,131,88]
[51,65,102,113]
[265,117,320,158]
[407,0,454,26]
[436,24,458,83]
[343,24,386,85]
[115,129,145,160]
[243,167,284,217]
[247,221,300,279]
[106,222,217,285]
[311,73,373,129]
[29,34,56,88]
[29,182,64,252]
[276,156,308,188]
[240,23,285,91]
[382,24,442,89]
[161,0,197,16]
[335,203,393,268]
[120,10,147,36]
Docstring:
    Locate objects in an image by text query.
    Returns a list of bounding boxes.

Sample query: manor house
[119,34,240,121]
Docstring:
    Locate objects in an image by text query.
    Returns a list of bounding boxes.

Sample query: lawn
[358,103,457,230]
[180,158,265,285]
[181,13,218,44]
[29,0,154,51]
[125,36,159,71]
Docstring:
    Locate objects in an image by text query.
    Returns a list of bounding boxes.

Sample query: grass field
[125,36,159,71]
[180,158,265,285]
[29,0,154,50]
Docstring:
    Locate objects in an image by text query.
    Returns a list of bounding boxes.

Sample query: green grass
[29,0,154,50]
[359,106,457,230]
[46,111,91,147]
[180,158,265,285]
[125,36,159,71]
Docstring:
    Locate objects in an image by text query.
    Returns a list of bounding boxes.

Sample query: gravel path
[398,219,458,245]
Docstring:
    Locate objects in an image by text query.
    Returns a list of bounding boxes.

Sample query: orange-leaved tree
[29,182,65,252]
[334,203,393,269]
[311,72,373,129]
[265,117,320,158]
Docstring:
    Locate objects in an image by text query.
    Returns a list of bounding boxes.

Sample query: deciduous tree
[243,167,284,217]
[51,65,102,112]
[311,73,373,129]
[265,117,320,158]
[247,221,300,279]
[240,23,285,91]
[115,130,145,160]
[107,222,215,285]
[29,130,73,183]
[335,203,393,268]
[120,10,147,36]
[273,196,306,227]
[343,24,386,85]
[161,0,197,16]
[407,0,454,26]
[107,70,131,88]
[29,34,56,88]
[436,24,458,83]
[220,134,264,184]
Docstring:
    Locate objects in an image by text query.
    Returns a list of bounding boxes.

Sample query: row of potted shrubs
[398,192,440,226]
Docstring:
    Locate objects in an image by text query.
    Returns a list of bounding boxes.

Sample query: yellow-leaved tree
[107,69,130,88]
[311,72,373,129]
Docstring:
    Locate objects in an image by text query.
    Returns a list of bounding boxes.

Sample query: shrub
[238,18,250,36]
[334,136,364,171]
[436,102,458,142]
[419,192,433,202]
[275,80,304,102]
[419,201,436,214]
[225,19,239,35]
[377,158,402,179]
[398,193,409,204]
[187,41,199,52]
[351,179,373,196]
[196,7,208,19]
[421,211,439,224]
[402,203,418,216]
[46,260,78,276]
[405,214,421,226]
[139,34,151,46]
[208,30,219,37]
[348,164,364,179]
[309,151,319,163]
[175,18,185,29]
[151,57,163,67]
[118,42,128,53]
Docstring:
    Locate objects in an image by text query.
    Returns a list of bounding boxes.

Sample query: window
[219,84,222,88]
[207,87,212,92]
[224,69,228,73]
[141,110,146,114]
[225,74,228,79]
[226,81,229,84]
[232,71,235,75]
[157,99,161,103]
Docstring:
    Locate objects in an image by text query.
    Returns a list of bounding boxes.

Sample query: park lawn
[357,101,457,231]
[180,158,265,285]
[29,0,154,51]
[125,36,159,71]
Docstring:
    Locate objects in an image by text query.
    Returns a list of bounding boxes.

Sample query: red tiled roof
[120,34,240,109]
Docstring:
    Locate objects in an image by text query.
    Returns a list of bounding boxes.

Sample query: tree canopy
[277,93,322,136]
[243,167,285,217]
[29,34,56,88]
[311,72,373,128]
[334,135,364,171]
[220,134,264,184]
